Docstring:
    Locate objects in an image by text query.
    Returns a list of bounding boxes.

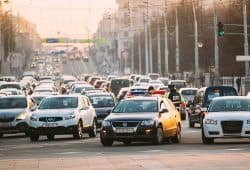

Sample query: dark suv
[188,86,238,128]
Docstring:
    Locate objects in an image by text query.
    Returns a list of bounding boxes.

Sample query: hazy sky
[12,0,117,38]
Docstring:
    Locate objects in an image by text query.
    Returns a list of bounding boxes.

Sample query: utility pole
[213,0,219,83]
[157,18,161,75]
[144,0,149,74]
[243,0,249,76]
[149,20,153,73]
[164,0,169,77]
[175,7,180,75]
[138,33,142,75]
[192,0,200,87]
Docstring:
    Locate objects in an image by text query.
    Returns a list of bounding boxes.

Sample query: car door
[159,100,173,137]
[83,96,94,127]
[79,96,89,127]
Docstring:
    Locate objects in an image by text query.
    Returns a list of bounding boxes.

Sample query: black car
[100,96,182,146]
[86,92,117,127]
[188,86,238,128]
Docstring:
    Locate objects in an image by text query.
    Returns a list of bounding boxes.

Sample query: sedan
[202,96,250,144]
[100,96,181,146]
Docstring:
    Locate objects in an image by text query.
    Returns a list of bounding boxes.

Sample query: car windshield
[207,89,237,102]
[209,99,250,112]
[0,98,27,109]
[171,82,186,89]
[0,84,21,90]
[182,90,197,95]
[39,97,78,109]
[113,100,158,113]
[88,95,115,108]
[32,97,45,105]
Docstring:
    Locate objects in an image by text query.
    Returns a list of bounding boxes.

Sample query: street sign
[236,55,250,62]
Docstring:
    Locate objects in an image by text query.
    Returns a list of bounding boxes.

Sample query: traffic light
[217,22,224,37]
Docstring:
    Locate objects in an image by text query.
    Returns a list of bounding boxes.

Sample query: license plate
[42,123,58,127]
[0,122,12,127]
[115,128,134,133]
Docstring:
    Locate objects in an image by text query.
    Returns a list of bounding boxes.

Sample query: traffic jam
[0,53,250,147]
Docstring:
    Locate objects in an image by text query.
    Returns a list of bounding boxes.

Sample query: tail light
[181,102,186,109]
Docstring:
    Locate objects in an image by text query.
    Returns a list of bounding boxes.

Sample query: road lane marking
[225,148,249,151]
[139,150,164,153]
[52,152,82,155]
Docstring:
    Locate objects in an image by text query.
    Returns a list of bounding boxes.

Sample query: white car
[29,95,97,141]
[202,96,250,144]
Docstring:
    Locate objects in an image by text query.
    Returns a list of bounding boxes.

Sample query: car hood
[94,107,113,115]
[0,108,27,117]
[105,112,158,121]
[33,109,76,117]
[206,111,250,121]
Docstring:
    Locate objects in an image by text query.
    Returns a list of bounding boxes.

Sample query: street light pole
[243,0,249,76]
[157,18,161,75]
[213,0,219,84]
[175,7,180,75]
[192,1,200,87]
[164,0,169,77]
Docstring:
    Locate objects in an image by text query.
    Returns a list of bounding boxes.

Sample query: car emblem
[122,122,127,127]
[47,117,54,122]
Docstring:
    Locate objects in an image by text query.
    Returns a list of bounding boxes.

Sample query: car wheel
[30,134,39,142]
[73,121,83,139]
[202,127,214,144]
[172,125,181,143]
[0,133,3,138]
[189,117,195,128]
[153,127,164,145]
[181,111,186,120]
[47,134,55,141]
[122,139,131,146]
[100,137,113,146]
[88,120,97,138]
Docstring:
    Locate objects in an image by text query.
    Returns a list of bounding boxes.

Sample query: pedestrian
[164,85,185,107]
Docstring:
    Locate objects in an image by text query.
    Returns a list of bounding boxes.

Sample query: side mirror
[201,107,207,112]
[106,110,112,114]
[160,108,168,114]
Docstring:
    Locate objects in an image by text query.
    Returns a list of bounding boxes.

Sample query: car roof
[179,87,198,91]
[87,92,113,96]
[45,95,80,98]
[124,96,159,101]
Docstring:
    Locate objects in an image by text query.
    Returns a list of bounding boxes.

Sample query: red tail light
[181,102,186,109]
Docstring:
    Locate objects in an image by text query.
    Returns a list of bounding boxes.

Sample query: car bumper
[0,122,29,134]
[203,124,250,138]
[29,125,77,135]
[100,126,157,141]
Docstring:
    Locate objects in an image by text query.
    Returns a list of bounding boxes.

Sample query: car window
[88,95,115,108]
[113,100,158,113]
[181,90,197,95]
[209,99,250,112]
[0,98,27,109]
[39,97,78,109]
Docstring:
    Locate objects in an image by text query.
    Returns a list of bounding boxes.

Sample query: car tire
[122,139,131,146]
[0,133,3,138]
[100,137,113,146]
[30,134,39,142]
[88,120,97,138]
[181,111,186,121]
[73,121,83,139]
[153,127,164,145]
[189,118,195,128]
[202,127,214,144]
[47,134,55,141]
[172,125,181,143]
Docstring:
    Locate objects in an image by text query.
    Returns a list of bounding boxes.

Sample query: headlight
[141,120,154,126]
[30,115,38,121]
[16,112,26,121]
[102,120,111,127]
[64,114,76,120]
[205,119,217,125]
[247,120,250,124]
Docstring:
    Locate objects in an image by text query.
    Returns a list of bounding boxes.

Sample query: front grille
[39,117,63,122]
[0,117,15,122]
[112,121,140,128]
[221,121,243,134]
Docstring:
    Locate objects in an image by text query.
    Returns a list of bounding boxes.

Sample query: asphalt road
[1,120,250,170]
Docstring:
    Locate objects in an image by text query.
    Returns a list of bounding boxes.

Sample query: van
[110,78,132,97]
